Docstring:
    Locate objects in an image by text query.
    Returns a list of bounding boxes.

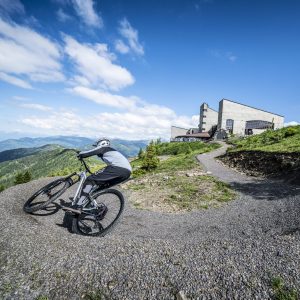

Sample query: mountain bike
[23,151,125,237]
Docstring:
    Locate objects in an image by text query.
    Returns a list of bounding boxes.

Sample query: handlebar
[78,156,93,174]
[65,148,93,174]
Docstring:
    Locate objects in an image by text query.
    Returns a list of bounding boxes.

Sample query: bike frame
[70,157,100,211]
[71,170,88,206]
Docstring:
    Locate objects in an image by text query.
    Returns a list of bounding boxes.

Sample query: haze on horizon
[0,0,299,141]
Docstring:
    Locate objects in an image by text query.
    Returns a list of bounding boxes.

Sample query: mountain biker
[75,137,132,209]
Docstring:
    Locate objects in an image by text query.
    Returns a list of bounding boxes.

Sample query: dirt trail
[0,144,299,299]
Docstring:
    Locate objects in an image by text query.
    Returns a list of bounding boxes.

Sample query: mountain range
[0,136,148,157]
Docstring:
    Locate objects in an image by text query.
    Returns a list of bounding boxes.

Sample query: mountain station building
[171,98,284,141]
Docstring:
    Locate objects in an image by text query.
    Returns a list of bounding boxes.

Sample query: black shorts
[87,165,131,187]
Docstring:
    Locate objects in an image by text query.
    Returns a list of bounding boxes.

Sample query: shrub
[138,148,145,159]
[132,168,147,178]
[284,126,298,138]
[14,172,24,184]
[271,276,298,300]
[23,171,32,183]
[141,142,160,171]
[14,171,32,184]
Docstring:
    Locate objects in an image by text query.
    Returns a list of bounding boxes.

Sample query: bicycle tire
[23,178,71,213]
[72,188,124,237]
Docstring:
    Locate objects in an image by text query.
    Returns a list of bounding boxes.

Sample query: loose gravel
[0,143,299,299]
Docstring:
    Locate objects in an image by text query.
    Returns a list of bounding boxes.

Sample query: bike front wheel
[23,178,71,213]
[72,188,124,237]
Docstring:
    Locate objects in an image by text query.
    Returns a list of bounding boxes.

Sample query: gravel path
[0,144,300,299]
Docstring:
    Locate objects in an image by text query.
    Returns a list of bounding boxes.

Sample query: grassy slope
[228,125,300,153]
[126,141,235,212]
[0,146,104,189]
[131,141,221,173]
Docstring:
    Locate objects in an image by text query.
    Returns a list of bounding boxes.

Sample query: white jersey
[79,146,132,172]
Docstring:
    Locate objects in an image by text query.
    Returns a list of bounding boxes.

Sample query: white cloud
[0,0,25,16]
[51,0,71,5]
[210,49,237,62]
[71,0,103,28]
[284,121,299,127]
[0,72,32,89]
[13,96,30,101]
[71,86,137,109]
[115,39,130,54]
[191,115,199,125]
[22,111,81,131]
[19,103,53,111]
[226,52,237,62]
[21,85,198,140]
[64,35,134,90]
[116,18,144,56]
[0,19,64,88]
[20,109,197,140]
[56,8,72,22]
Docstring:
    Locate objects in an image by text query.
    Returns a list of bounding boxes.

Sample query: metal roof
[176,132,211,138]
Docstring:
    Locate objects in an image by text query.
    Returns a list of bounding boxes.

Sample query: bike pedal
[61,206,82,214]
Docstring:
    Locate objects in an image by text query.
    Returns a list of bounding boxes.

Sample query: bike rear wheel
[72,188,124,237]
[23,178,71,213]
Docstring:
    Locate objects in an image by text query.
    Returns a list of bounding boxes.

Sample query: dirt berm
[218,150,300,185]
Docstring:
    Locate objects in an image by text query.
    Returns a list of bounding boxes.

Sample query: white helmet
[93,137,110,148]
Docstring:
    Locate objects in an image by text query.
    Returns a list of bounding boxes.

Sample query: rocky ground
[0,144,300,299]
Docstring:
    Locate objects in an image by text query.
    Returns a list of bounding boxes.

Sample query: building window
[202,122,206,124]
[203,115,206,118]
[226,119,234,134]
[203,109,207,112]
[245,120,273,130]
[202,128,205,131]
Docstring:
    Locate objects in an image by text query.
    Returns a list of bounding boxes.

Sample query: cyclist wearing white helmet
[76,138,132,207]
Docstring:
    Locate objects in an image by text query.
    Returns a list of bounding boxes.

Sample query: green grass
[271,276,298,300]
[131,142,220,176]
[156,143,220,173]
[228,126,300,153]
[164,175,234,210]
[156,141,220,156]
[126,141,235,212]
[126,172,235,212]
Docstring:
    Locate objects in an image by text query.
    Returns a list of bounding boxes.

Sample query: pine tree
[22,171,32,183]
[141,143,160,171]
[14,173,24,184]
[138,148,145,159]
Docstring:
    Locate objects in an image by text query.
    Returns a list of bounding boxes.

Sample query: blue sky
[0,0,299,140]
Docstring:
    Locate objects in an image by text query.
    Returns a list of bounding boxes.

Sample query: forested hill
[0,145,104,189]
[0,136,93,152]
[0,136,148,157]
[0,144,59,163]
